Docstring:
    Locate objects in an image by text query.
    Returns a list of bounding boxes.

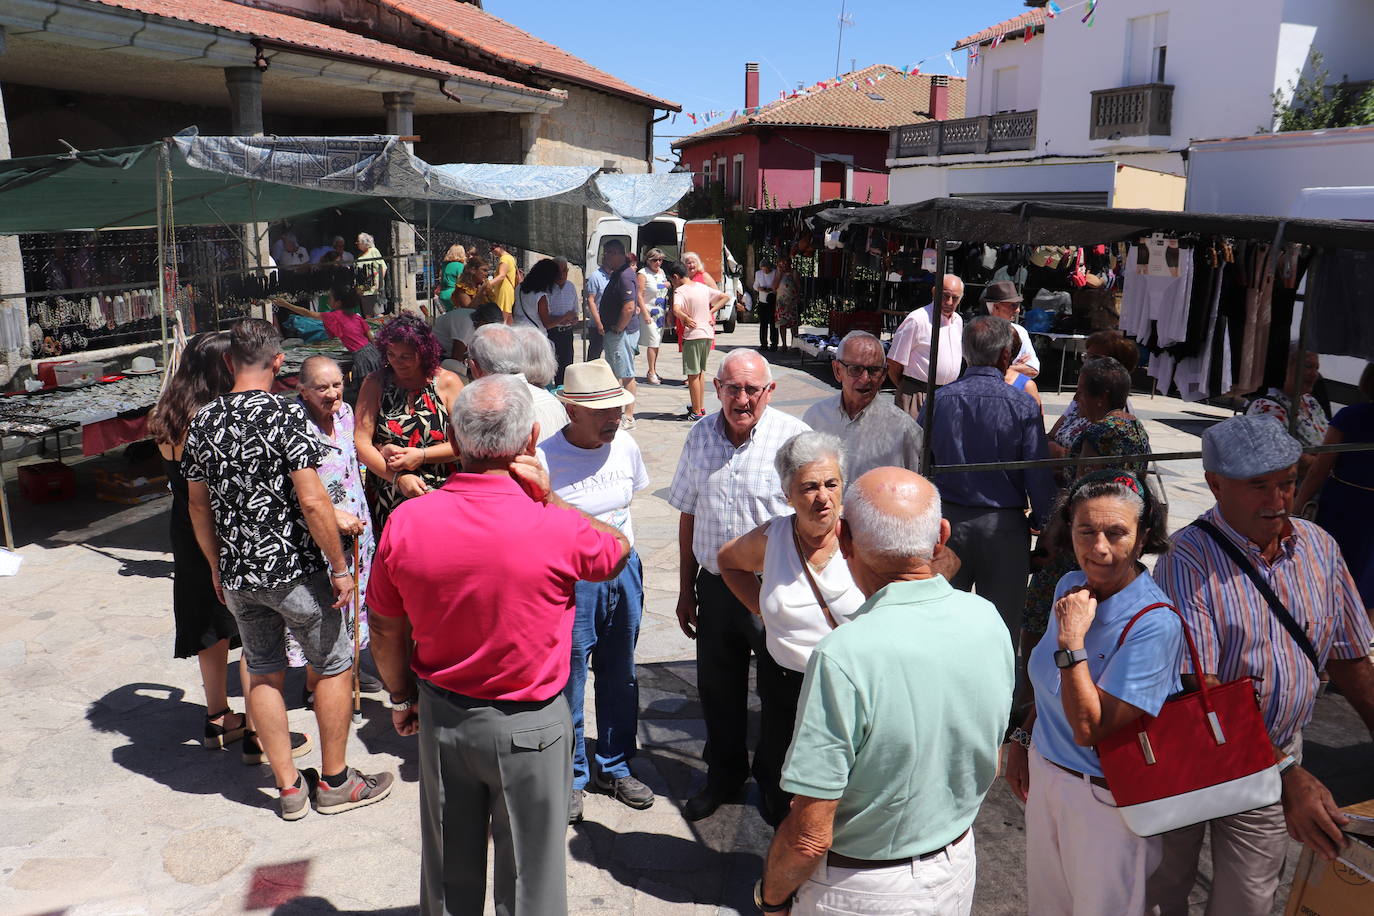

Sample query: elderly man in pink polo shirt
[367,373,630,916]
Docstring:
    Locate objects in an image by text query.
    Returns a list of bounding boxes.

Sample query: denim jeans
[563,550,643,790]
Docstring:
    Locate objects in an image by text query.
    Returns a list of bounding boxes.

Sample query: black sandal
[203,708,247,749]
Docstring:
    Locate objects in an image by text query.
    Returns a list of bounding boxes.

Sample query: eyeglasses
[836,360,886,379]
[649,257,664,263]
[718,382,771,399]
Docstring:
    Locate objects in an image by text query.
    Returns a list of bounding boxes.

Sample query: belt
[1047,756,1111,789]
[826,829,969,870]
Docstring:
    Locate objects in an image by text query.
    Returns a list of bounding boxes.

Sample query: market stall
[816,197,1374,475]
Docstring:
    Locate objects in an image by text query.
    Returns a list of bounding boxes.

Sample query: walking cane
[351,536,362,726]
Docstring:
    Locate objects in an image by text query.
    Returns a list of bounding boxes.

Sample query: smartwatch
[753,879,791,913]
[1054,647,1088,669]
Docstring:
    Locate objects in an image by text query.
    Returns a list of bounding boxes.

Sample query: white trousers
[1026,747,1161,916]
[792,831,975,915]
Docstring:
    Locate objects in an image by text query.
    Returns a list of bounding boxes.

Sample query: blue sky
[487,0,1026,168]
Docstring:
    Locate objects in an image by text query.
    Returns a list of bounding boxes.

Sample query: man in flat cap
[1148,414,1374,916]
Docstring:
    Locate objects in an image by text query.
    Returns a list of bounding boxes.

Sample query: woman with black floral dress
[354,315,463,531]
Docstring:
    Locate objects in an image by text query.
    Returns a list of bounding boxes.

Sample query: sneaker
[568,788,585,824]
[686,410,706,422]
[621,416,637,430]
[593,772,654,810]
[242,730,314,766]
[357,670,386,695]
[279,768,316,821]
[312,767,394,814]
[646,373,662,385]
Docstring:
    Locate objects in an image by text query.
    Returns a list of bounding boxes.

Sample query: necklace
[793,516,839,571]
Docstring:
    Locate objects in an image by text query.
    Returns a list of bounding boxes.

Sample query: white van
[587,216,742,336]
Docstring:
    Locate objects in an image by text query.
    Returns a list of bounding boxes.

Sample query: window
[732,155,744,201]
[1125,13,1169,84]
[717,159,727,188]
[993,66,1019,113]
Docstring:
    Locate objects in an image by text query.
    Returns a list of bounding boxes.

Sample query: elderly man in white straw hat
[1148,413,1374,916]
[539,358,655,823]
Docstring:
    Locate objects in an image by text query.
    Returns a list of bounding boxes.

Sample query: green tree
[1269,50,1374,132]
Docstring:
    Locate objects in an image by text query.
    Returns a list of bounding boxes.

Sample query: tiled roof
[82,0,563,99]
[953,7,1048,50]
[378,0,679,110]
[672,65,966,148]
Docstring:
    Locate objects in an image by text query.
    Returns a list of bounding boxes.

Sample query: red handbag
[1096,602,1281,837]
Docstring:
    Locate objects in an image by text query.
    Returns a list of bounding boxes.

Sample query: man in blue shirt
[584,257,611,361]
[920,315,1056,645]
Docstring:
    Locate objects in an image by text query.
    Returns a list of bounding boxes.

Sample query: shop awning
[815,197,1374,250]
[0,132,693,258]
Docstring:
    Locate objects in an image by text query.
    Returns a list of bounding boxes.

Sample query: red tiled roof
[378,0,679,110]
[84,0,563,100]
[672,65,966,148]
[953,7,1047,50]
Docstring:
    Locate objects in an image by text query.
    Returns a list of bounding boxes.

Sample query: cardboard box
[1284,803,1374,915]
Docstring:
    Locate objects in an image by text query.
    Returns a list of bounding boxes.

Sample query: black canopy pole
[919,214,945,477]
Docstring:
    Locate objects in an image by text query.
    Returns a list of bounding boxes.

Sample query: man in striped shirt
[1148,415,1374,916]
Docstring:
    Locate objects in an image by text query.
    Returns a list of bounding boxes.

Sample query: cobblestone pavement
[1,325,1371,915]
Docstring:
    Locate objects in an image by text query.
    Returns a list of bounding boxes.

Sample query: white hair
[356,232,375,249]
[715,348,773,382]
[469,323,524,376]
[451,374,534,460]
[513,325,557,387]
[775,431,847,493]
[298,354,340,386]
[837,330,883,362]
[844,477,942,561]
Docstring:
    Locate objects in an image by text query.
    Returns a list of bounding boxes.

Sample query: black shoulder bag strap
[1191,518,1321,674]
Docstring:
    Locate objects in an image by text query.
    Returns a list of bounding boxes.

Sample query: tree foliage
[1270,50,1374,132]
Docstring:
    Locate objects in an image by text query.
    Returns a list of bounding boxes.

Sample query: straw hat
[556,359,635,408]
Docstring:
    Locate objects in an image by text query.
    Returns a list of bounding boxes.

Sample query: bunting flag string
[1082,0,1098,26]
[1047,1,1062,17]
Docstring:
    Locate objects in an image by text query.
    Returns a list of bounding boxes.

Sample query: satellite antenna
[834,0,855,79]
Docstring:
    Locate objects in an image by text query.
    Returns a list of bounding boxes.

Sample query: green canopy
[0,141,374,233]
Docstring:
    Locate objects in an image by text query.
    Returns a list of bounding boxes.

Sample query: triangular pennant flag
[688,113,696,124]
[991,33,1003,47]
[1024,25,1034,43]
[671,113,677,124]
[1047,1,1061,18]
[1082,0,1098,26]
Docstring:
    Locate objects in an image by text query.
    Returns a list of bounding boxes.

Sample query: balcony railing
[890,111,1038,158]
[1090,83,1173,140]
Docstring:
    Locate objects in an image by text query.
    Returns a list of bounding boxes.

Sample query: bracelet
[753,879,791,913]
[1006,727,1033,749]
[1277,753,1298,774]
[329,569,352,580]
[390,694,418,712]
[420,445,427,463]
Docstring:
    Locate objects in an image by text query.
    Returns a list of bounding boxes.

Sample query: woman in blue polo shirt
[1005,469,1184,914]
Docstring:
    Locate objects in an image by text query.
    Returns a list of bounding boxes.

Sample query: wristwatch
[753,879,791,913]
[389,694,418,712]
[1054,647,1089,669]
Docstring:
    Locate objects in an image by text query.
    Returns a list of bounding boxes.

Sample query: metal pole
[919,222,945,476]
[0,454,14,551]
[155,143,170,370]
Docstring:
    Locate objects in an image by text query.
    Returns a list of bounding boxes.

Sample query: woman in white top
[718,431,864,826]
[513,258,576,337]
[637,248,669,385]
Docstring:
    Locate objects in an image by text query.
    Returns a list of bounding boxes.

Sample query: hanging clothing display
[1120,239,1195,349]
[1305,249,1374,361]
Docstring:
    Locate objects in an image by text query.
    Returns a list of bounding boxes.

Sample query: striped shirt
[1153,507,1373,746]
[668,407,811,575]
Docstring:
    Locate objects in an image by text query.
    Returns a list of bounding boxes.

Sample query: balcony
[889,111,1037,158]
[1089,83,1173,140]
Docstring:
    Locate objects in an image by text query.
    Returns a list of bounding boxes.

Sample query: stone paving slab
[1,327,1370,915]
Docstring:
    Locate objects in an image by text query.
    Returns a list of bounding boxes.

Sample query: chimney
[745,62,760,112]
[929,74,950,121]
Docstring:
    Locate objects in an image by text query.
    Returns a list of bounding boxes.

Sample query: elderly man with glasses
[668,348,811,821]
[804,330,923,480]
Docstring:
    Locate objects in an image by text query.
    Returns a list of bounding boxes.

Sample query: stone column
[224,67,268,315]
[383,92,419,314]
[0,28,28,384]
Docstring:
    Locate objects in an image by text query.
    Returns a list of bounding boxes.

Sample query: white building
[888,0,1374,209]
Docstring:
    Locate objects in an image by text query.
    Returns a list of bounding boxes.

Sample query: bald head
[716,347,773,382]
[844,468,943,562]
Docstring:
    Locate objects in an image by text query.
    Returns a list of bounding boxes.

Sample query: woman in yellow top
[490,242,517,322]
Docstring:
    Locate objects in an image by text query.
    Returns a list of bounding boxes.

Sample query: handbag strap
[1115,600,1213,707]
[793,517,841,631]
[1191,518,1321,675]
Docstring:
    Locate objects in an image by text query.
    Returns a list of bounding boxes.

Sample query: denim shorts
[223,571,353,676]
[602,330,637,380]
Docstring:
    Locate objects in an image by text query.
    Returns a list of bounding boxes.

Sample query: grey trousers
[418,681,572,916]
[895,375,932,419]
[944,503,1030,648]
[1145,735,1302,916]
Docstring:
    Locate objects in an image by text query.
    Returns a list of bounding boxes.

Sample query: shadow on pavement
[272,898,416,915]
[85,682,277,813]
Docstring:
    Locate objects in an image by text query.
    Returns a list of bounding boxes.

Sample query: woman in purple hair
[354,314,465,530]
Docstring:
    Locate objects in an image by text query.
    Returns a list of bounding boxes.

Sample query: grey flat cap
[1202,414,1302,479]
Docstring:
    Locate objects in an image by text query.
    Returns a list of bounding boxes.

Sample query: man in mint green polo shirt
[755,468,1014,915]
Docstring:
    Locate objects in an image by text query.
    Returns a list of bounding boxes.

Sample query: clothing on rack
[1305,249,1374,362]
